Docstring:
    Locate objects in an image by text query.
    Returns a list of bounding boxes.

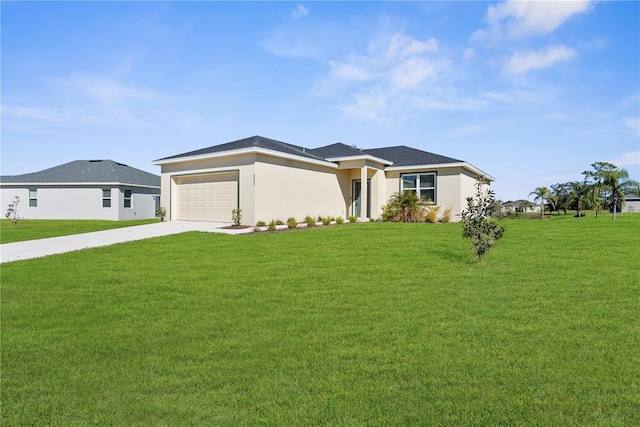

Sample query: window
[102,189,111,208]
[29,189,37,207]
[124,189,132,208]
[401,173,436,203]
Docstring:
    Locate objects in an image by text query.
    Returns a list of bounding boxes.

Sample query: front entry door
[353,179,371,218]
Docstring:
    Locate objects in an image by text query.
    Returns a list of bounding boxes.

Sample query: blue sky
[2,1,638,202]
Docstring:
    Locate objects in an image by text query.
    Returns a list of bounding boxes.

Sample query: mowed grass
[1,214,639,425]
[0,219,159,244]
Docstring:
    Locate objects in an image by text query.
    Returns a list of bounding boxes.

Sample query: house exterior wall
[622,195,640,213]
[157,150,490,225]
[382,167,480,222]
[116,187,160,220]
[253,155,347,223]
[0,186,159,220]
[159,153,255,223]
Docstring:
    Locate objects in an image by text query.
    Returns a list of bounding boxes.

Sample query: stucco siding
[382,167,480,222]
[159,153,255,223]
[1,186,115,220]
[253,156,347,223]
[1,186,159,220]
[116,187,160,220]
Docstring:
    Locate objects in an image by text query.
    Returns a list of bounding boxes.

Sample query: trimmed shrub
[440,206,453,223]
[425,205,440,223]
[305,215,316,227]
[335,216,344,224]
[348,215,358,223]
[321,216,331,226]
[256,220,266,227]
[286,217,298,229]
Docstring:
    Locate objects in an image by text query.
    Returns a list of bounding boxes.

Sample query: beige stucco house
[153,135,494,225]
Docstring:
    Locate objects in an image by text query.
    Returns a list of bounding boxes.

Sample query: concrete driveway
[0,221,254,263]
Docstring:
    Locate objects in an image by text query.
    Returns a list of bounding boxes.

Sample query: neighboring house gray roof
[0,160,160,188]
[156,135,465,168]
[502,199,532,207]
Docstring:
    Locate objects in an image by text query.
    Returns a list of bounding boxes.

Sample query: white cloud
[330,61,372,82]
[503,45,577,74]
[389,57,450,90]
[382,33,438,59]
[448,124,485,137]
[292,4,308,20]
[319,31,454,122]
[607,151,640,167]
[463,48,475,61]
[473,0,593,42]
[58,75,161,103]
[624,117,640,133]
[2,105,72,123]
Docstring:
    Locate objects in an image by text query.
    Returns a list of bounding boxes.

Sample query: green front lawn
[0,219,159,244]
[2,215,639,425]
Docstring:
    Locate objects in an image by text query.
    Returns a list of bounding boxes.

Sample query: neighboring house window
[124,189,132,208]
[102,189,111,208]
[401,173,436,203]
[29,189,37,207]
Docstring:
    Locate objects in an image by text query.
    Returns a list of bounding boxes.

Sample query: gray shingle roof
[0,160,160,187]
[155,135,467,168]
[309,143,366,158]
[156,135,327,162]
[363,146,462,167]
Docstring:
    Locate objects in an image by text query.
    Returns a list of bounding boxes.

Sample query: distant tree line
[530,162,640,220]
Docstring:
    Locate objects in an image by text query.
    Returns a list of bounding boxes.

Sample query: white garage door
[175,172,238,221]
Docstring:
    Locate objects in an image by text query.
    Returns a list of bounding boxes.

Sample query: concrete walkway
[0,221,254,264]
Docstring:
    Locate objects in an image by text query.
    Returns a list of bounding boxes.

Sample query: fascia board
[153,147,338,169]
[0,182,160,189]
[325,155,394,166]
[385,162,495,182]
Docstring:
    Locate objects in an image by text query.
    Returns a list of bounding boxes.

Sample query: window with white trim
[124,189,132,208]
[401,173,436,203]
[29,189,37,207]
[102,189,111,208]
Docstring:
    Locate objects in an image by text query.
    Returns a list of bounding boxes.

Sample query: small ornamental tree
[231,208,242,226]
[461,178,504,260]
[5,196,22,225]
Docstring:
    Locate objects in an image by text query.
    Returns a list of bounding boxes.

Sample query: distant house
[622,194,640,213]
[153,135,494,224]
[0,160,160,220]
[501,199,539,214]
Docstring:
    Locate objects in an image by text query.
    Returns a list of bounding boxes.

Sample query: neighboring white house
[0,160,161,220]
[153,135,494,225]
[501,199,540,214]
[622,193,640,213]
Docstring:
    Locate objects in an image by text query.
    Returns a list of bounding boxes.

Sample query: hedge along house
[153,135,493,225]
[0,160,161,220]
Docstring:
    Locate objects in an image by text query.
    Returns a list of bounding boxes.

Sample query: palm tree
[381,190,426,222]
[529,186,554,220]
[550,182,572,215]
[585,162,640,220]
[568,181,590,217]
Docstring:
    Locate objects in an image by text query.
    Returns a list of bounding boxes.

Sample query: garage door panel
[175,172,238,222]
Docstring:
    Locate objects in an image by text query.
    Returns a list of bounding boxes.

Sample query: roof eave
[325,154,394,166]
[0,182,160,189]
[385,162,495,182]
[153,147,338,169]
